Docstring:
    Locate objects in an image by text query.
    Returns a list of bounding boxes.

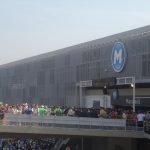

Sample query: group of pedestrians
[0,102,149,128]
[0,138,56,150]
[0,102,149,149]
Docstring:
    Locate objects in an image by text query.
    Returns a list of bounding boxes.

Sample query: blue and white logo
[111,42,127,72]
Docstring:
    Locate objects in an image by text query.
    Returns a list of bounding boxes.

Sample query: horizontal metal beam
[0,125,145,139]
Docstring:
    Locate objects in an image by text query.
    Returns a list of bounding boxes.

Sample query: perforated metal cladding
[0,26,150,105]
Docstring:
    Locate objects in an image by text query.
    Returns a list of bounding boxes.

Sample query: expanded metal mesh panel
[0,26,150,105]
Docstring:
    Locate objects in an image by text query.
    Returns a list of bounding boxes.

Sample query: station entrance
[77,77,150,111]
[76,77,116,108]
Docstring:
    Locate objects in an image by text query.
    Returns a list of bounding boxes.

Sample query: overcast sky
[0,0,150,65]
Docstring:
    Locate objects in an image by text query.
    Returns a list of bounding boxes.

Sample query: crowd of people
[0,138,56,150]
[0,102,149,149]
[0,102,149,128]
[0,137,79,150]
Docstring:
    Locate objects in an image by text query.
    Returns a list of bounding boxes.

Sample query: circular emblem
[111,42,127,72]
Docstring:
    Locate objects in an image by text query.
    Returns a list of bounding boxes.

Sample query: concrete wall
[83,137,146,150]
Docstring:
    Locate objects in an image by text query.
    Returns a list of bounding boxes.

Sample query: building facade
[0,26,150,108]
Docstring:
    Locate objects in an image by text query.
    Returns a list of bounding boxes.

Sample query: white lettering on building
[114,49,122,64]
[126,99,141,105]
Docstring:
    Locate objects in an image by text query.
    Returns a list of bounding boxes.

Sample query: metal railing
[0,113,148,132]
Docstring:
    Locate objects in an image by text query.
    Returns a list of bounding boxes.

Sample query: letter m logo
[111,42,127,72]
[114,49,122,64]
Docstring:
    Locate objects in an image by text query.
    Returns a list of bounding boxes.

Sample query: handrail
[0,113,147,133]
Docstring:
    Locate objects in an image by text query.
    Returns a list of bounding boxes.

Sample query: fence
[0,113,148,132]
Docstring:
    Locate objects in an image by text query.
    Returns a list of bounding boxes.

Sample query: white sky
[0,0,150,65]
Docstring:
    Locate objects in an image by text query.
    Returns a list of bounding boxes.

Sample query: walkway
[0,113,148,139]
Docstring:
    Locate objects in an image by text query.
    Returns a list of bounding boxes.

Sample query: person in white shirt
[137,112,145,128]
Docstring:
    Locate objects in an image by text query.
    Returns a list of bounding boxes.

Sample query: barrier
[1,113,148,133]
[1,113,126,130]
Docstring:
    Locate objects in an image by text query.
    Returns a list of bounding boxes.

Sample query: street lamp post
[132,77,136,112]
